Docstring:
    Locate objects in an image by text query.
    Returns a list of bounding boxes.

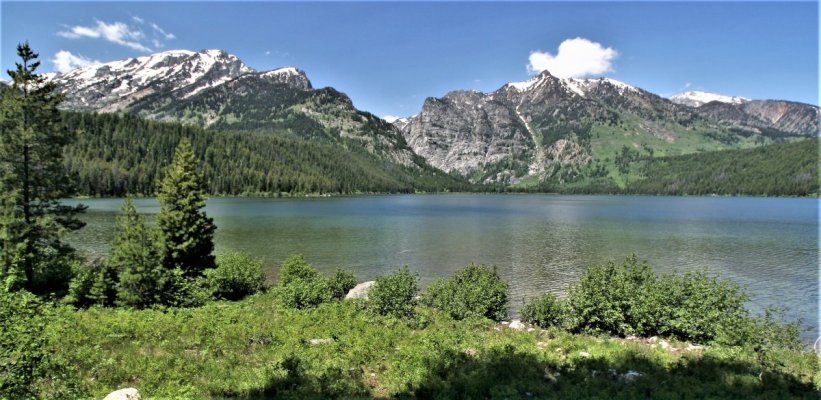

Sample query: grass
[42,291,819,399]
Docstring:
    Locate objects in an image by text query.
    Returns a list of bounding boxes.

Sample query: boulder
[103,388,141,400]
[345,281,375,300]
[307,338,334,345]
[508,319,526,331]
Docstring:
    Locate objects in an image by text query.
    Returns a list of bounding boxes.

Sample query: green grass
[40,292,819,399]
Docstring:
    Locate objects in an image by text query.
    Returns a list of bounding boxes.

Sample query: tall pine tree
[0,42,85,294]
[112,197,166,308]
[156,139,216,278]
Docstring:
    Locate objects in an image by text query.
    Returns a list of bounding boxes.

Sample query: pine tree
[156,139,216,278]
[111,197,165,308]
[0,42,85,294]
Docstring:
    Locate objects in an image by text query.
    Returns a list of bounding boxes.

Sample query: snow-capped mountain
[396,70,819,184]
[670,91,749,107]
[49,49,310,112]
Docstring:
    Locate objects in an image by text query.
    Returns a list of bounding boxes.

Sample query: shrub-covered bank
[3,256,819,399]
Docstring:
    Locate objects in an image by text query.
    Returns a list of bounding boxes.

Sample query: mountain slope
[397,71,819,186]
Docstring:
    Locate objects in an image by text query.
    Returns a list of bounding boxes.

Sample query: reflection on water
[64,194,819,341]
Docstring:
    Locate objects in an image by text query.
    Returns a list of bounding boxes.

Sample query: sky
[1,2,818,118]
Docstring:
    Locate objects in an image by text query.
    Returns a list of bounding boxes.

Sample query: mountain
[669,91,748,107]
[48,49,437,173]
[396,71,819,185]
[670,91,820,138]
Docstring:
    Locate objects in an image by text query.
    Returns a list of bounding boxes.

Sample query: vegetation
[156,138,216,277]
[207,251,266,301]
[522,255,804,351]
[421,264,509,321]
[0,43,85,295]
[274,255,358,310]
[59,111,473,197]
[2,262,817,399]
[624,139,819,196]
[368,267,419,319]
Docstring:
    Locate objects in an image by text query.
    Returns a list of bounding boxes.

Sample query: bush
[208,251,266,300]
[278,278,333,309]
[567,254,657,336]
[0,290,78,398]
[65,259,119,308]
[328,268,356,300]
[421,264,508,321]
[520,293,570,329]
[276,255,332,309]
[369,267,418,319]
[279,254,318,286]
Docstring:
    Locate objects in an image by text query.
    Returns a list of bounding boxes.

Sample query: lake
[64,194,819,340]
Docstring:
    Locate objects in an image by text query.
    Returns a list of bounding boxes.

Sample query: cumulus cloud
[58,18,175,52]
[527,37,618,78]
[51,50,100,73]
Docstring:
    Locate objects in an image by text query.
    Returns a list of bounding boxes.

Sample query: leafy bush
[520,293,570,329]
[208,251,266,300]
[0,290,78,398]
[369,267,418,319]
[278,278,333,309]
[279,254,319,286]
[65,259,119,308]
[328,268,356,300]
[563,254,801,347]
[276,255,333,309]
[567,254,657,336]
[422,264,508,321]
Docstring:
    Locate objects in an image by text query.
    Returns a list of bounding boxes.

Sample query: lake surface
[64,194,819,340]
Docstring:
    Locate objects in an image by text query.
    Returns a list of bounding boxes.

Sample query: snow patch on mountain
[670,91,749,107]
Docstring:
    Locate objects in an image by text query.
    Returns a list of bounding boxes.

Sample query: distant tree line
[60,111,473,196]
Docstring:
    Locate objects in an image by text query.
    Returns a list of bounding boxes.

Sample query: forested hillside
[62,112,472,196]
[624,139,819,196]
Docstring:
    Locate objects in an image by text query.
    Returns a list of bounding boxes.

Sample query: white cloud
[57,19,175,53]
[150,23,175,40]
[59,19,151,52]
[51,50,100,73]
[527,37,618,78]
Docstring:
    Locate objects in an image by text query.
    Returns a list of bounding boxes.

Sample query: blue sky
[2,2,818,117]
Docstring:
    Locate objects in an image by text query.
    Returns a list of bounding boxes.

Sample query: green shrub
[567,254,657,336]
[279,254,318,286]
[328,268,356,300]
[276,255,332,309]
[208,251,266,300]
[0,290,78,398]
[421,264,508,321]
[278,278,333,309]
[65,259,119,308]
[369,267,418,319]
[520,293,570,329]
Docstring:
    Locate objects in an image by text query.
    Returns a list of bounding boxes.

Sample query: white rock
[685,344,704,351]
[307,338,333,345]
[659,340,672,350]
[579,351,591,358]
[103,388,141,400]
[508,320,526,331]
[622,370,642,381]
[345,281,375,300]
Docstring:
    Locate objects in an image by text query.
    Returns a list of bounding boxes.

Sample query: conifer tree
[111,197,165,308]
[0,42,85,293]
[156,139,216,277]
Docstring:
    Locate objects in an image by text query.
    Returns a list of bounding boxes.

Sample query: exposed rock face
[680,98,819,137]
[397,71,819,184]
[103,388,141,400]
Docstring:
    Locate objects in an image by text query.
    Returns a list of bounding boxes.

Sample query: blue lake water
[64,194,819,340]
